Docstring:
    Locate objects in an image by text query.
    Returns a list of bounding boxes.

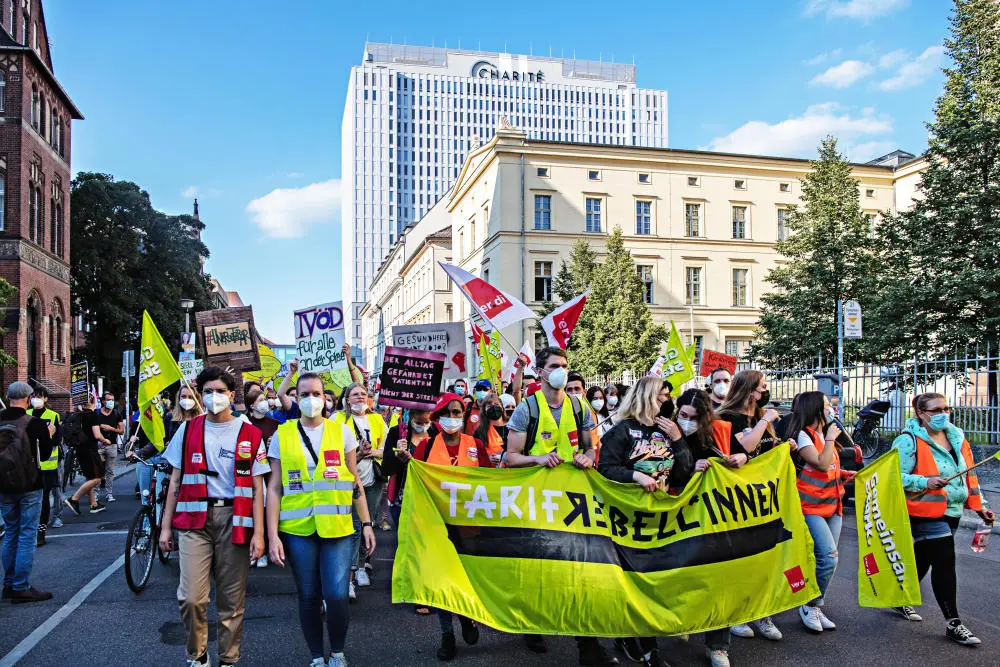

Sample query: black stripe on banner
[446,519,792,573]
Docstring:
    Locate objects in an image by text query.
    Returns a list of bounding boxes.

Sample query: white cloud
[803,48,843,66]
[245,179,342,239]
[805,0,909,20]
[706,103,894,158]
[878,48,908,69]
[876,45,946,91]
[286,171,304,179]
[182,185,199,198]
[811,60,875,88]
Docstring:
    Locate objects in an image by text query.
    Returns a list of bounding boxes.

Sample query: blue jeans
[1,489,43,591]
[351,483,383,570]
[281,531,353,658]
[804,512,842,606]
[136,453,167,510]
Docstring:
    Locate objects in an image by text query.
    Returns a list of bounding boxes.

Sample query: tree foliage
[871,0,1000,360]
[752,137,881,367]
[0,278,17,368]
[71,173,213,392]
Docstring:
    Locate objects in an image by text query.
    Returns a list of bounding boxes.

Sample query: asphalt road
[2,467,999,667]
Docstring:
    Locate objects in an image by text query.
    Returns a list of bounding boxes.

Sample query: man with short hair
[706,367,732,411]
[505,348,617,666]
[29,386,63,545]
[464,379,492,435]
[0,381,55,603]
[95,391,124,501]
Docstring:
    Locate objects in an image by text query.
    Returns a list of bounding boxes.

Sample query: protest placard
[294,301,348,374]
[195,306,261,403]
[391,323,467,379]
[378,346,445,410]
[70,361,89,407]
[699,349,739,377]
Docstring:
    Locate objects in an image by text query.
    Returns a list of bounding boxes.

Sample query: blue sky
[47,0,950,343]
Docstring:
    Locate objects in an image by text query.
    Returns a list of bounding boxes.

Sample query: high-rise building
[0,0,82,411]
[341,42,669,352]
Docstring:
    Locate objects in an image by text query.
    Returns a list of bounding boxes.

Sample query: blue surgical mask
[411,423,429,433]
[455,386,466,396]
[928,413,950,431]
[475,390,488,401]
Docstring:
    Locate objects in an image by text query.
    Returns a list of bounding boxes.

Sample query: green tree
[872,0,1000,359]
[534,239,598,347]
[571,228,666,376]
[71,173,213,392]
[0,279,17,368]
[751,137,881,368]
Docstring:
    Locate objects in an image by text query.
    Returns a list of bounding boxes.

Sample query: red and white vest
[172,415,263,544]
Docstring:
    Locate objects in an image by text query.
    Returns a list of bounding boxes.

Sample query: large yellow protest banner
[393,444,819,636]
[855,449,921,608]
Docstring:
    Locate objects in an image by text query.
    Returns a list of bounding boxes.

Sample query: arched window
[49,197,55,253]
[55,203,63,257]
[25,294,40,379]
[27,186,36,242]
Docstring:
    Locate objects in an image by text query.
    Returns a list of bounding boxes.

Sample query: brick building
[0,0,82,410]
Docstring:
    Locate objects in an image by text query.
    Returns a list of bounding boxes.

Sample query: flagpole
[907,453,1000,497]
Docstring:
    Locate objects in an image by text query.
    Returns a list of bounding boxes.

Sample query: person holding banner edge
[891,392,995,646]
[266,372,376,667]
[505,348,618,667]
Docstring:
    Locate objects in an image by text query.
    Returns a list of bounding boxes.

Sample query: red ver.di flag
[379,346,446,411]
[541,289,589,349]
[294,301,348,374]
[440,262,534,331]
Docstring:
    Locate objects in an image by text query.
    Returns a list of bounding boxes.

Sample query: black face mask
[659,400,675,419]
[485,405,503,421]
[756,390,771,409]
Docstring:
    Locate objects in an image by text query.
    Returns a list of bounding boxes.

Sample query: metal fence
[584,346,1000,445]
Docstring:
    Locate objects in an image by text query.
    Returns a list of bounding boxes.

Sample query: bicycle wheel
[125,507,155,593]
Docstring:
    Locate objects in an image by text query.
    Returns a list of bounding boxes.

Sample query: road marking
[45,530,129,539]
[0,554,125,667]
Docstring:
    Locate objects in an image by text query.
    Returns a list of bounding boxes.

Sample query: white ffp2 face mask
[299,396,324,418]
[179,398,196,411]
[203,392,230,415]
[677,418,698,436]
[30,398,45,410]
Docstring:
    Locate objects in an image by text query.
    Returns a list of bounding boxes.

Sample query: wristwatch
[362,521,374,528]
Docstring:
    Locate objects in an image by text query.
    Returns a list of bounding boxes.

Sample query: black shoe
[36,527,45,547]
[64,498,81,516]
[89,502,107,514]
[642,649,671,667]
[524,634,548,654]
[437,633,457,661]
[459,617,480,646]
[614,638,644,663]
[579,641,620,666]
[9,587,54,604]
[946,619,982,646]
[1,585,12,600]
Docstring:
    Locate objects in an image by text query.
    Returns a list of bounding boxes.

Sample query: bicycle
[851,399,891,459]
[61,445,82,492]
[124,458,172,593]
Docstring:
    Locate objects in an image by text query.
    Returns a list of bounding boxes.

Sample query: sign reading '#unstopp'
[294,301,348,374]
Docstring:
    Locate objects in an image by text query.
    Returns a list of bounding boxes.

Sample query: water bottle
[971,519,992,553]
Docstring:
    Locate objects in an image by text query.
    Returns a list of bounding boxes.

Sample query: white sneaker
[256,555,269,568]
[309,658,326,667]
[730,623,754,638]
[322,600,327,615]
[349,581,357,601]
[896,606,923,622]
[51,518,64,528]
[816,608,836,630]
[355,569,371,587]
[328,652,348,667]
[751,616,782,640]
[186,656,211,667]
[799,605,824,633]
[106,494,116,502]
[707,649,730,667]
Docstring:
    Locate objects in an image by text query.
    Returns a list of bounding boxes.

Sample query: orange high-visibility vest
[425,434,480,468]
[485,426,504,468]
[796,427,844,517]
[906,434,983,518]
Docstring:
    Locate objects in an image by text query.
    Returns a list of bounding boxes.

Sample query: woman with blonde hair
[598,376,691,667]
[334,382,387,593]
[129,384,201,508]
[717,370,782,642]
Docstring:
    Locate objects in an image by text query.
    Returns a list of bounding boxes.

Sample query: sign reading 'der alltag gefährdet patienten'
[294,301,348,374]
[378,346,445,410]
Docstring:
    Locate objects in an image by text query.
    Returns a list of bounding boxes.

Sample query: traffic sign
[122,349,136,377]
[844,300,863,339]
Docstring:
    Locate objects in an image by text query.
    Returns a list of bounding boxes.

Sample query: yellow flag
[393,444,819,635]
[478,331,502,390]
[855,449,921,607]
[994,450,1000,461]
[138,311,185,449]
[660,322,695,396]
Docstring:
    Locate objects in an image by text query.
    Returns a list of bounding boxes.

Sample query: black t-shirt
[598,419,693,490]
[720,412,775,459]
[81,409,102,447]
[94,409,124,443]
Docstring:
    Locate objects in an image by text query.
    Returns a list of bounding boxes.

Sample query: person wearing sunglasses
[891,392,995,646]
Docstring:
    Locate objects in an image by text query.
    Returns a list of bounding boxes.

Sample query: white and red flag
[540,289,590,349]
[441,262,535,331]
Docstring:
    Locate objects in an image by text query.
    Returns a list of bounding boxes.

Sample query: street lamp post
[180,298,194,332]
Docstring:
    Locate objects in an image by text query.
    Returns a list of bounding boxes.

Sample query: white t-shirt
[350,414,378,487]
[797,431,817,451]
[164,419,270,499]
[266,421,357,478]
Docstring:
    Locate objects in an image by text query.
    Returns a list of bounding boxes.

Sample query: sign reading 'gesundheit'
[378,346,445,410]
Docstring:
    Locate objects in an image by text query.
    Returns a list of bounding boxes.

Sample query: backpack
[62,410,85,448]
[0,415,38,492]
[524,394,585,452]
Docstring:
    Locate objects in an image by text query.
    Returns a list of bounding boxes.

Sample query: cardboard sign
[195,306,262,403]
[391,323,467,379]
[294,301,348,374]
[378,346,446,410]
[178,357,204,382]
[699,350,739,377]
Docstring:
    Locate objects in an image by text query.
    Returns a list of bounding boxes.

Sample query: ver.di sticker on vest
[324,449,342,468]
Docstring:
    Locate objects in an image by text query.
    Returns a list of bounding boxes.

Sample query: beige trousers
[177,506,251,663]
